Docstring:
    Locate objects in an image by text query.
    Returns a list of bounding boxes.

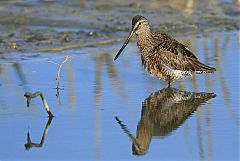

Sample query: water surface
[0,31,239,160]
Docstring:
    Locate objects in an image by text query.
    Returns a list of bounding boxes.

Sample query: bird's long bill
[114,30,134,61]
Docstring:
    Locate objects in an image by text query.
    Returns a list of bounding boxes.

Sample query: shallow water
[0,30,239,160]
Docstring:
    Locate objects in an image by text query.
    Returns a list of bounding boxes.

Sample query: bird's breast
[136,34,154,52]
[137,40,145,51]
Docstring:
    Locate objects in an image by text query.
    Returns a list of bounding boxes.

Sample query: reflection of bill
[24,116,53,150]
[115,88,216,155]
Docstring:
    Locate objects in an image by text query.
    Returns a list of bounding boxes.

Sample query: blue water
[0,31,239,160]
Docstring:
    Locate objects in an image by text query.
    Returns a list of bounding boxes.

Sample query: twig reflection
[24,116,53,150]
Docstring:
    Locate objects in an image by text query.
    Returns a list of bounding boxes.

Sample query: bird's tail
[194,60,216,74]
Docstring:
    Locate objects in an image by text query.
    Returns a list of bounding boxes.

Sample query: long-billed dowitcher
[114,15,216,87]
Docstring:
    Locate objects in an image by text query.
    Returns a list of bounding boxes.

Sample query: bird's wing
[152,32,214,72]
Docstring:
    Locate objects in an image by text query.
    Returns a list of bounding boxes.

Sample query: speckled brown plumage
[131,88,216,155]
[115,88,216,155]
[114,15,216,87]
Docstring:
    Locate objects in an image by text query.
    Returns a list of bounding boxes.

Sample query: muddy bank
[0,0,239,53]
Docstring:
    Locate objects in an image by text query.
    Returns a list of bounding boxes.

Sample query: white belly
[163,64,193,80]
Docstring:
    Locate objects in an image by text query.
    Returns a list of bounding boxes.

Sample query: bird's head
[114,15,149,61]
[132,15,149,35]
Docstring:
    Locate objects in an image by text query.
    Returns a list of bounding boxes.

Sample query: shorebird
[114,15,216,87]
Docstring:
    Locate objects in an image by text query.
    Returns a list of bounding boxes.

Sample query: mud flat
[0,0,239,53]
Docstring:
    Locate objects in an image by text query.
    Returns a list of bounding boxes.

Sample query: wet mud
[0,0,239,53]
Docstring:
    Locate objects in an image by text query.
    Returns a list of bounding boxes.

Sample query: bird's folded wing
[153,32,214,72]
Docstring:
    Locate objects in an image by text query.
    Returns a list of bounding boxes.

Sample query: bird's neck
[136,29,154,51]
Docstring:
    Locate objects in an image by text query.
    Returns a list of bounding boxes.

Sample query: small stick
[48,56,71,102]
[56,56,71,90]
[24,91,53,117]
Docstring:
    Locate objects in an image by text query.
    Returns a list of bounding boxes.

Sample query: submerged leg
[168,80,172,88]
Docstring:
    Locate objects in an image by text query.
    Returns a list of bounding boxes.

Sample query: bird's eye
[138,22,142,26]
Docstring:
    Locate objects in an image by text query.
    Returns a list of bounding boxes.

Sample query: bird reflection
[24,117,53,150]
[115,88,216,155]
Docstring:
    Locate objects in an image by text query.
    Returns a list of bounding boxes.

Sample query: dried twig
[24,91,53,117]
[48,56,71,101]
[56,56,71,90]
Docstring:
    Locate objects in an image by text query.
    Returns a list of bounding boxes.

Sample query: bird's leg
[168,80,172,88]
